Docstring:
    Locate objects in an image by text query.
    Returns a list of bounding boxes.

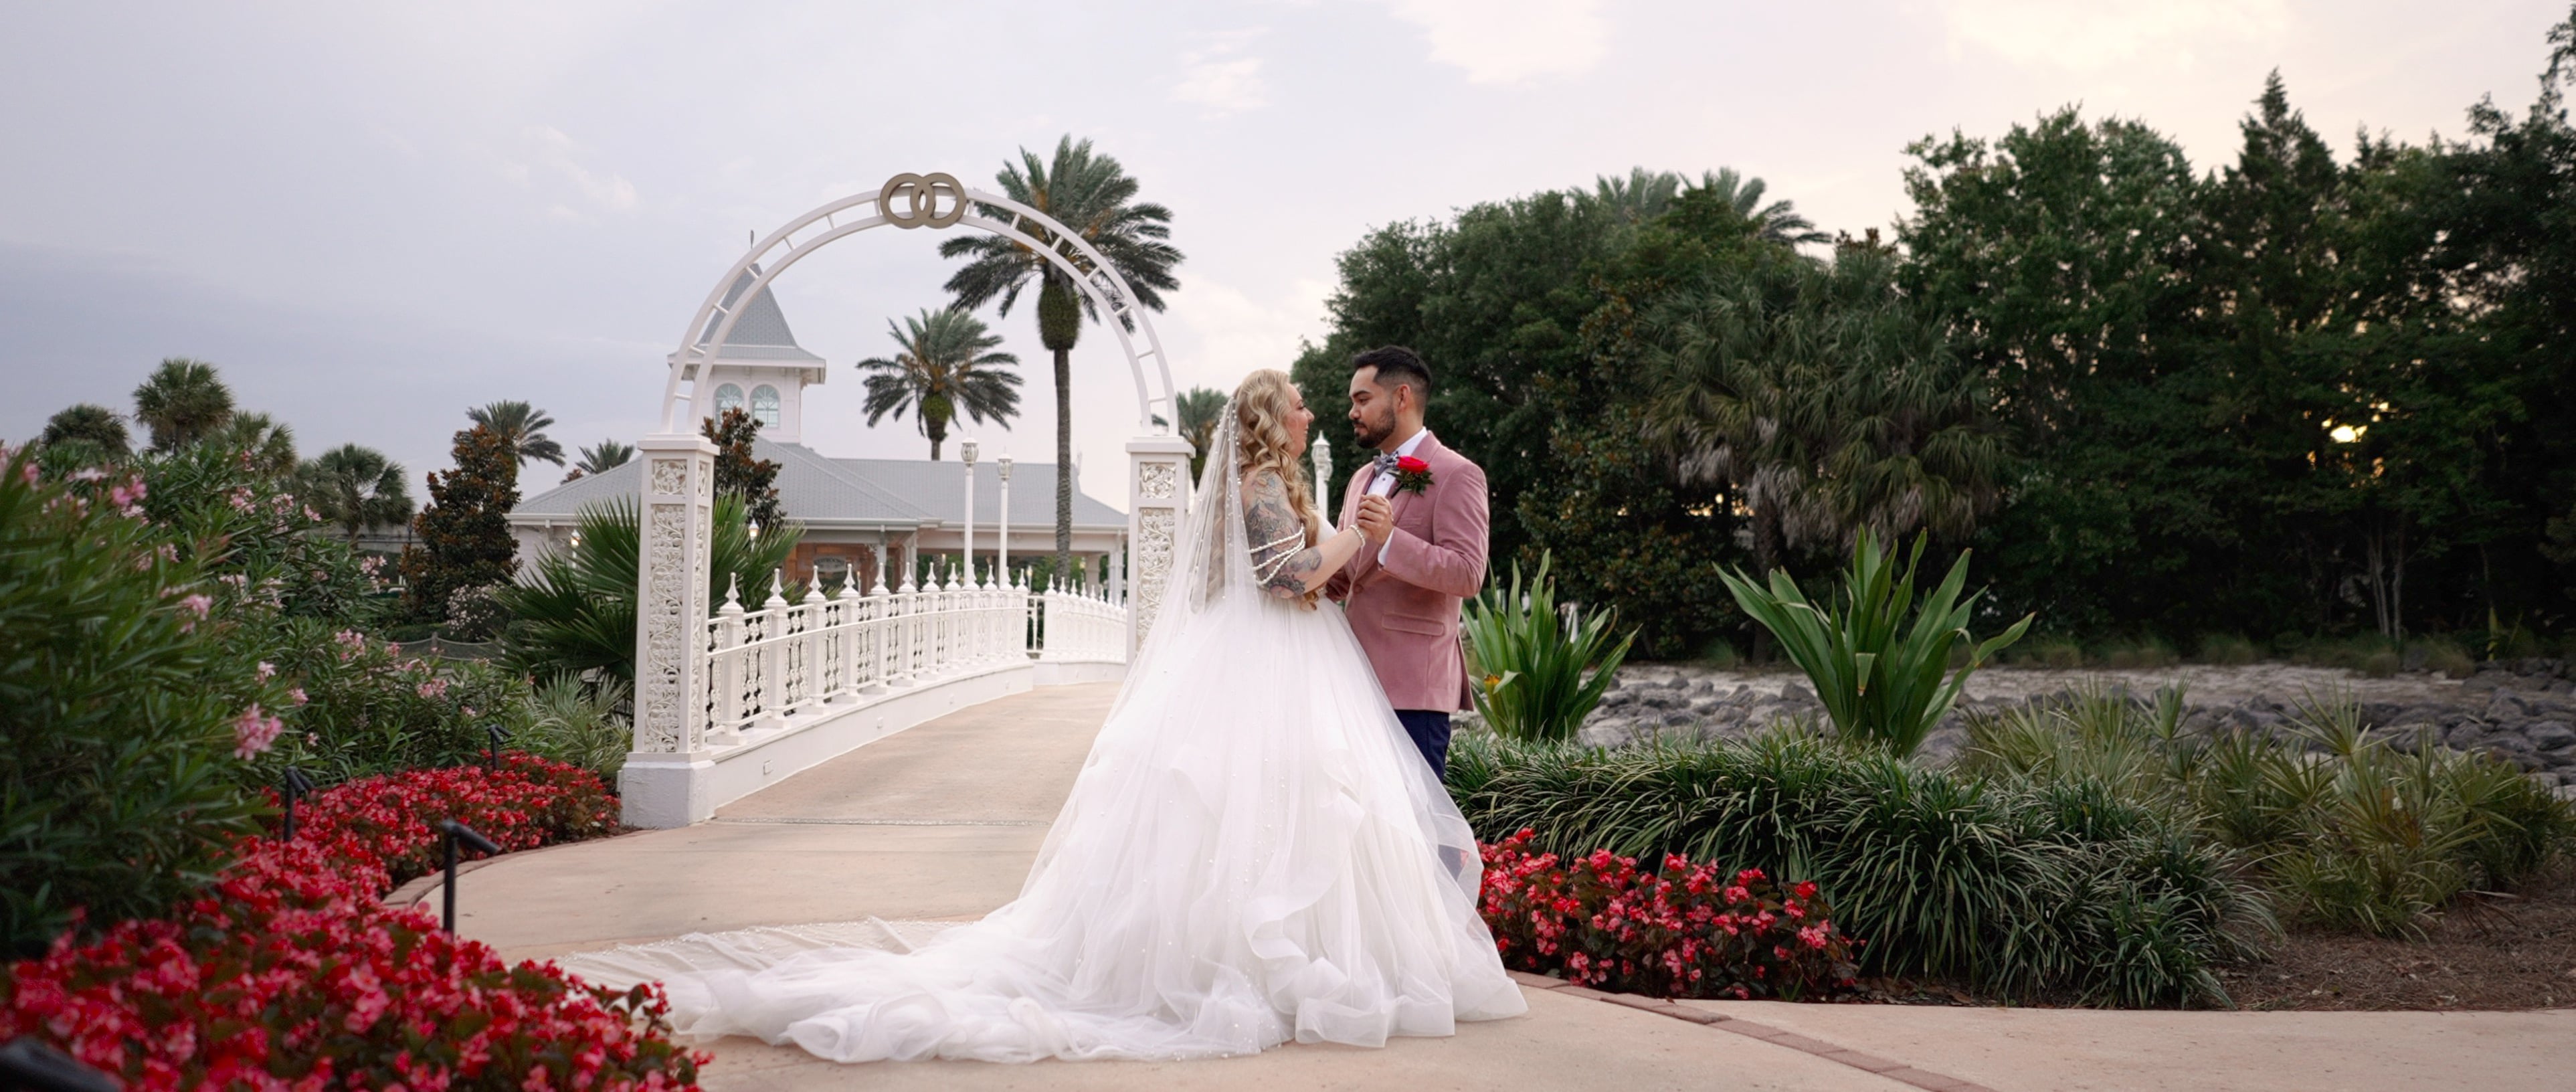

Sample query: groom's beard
[1352,412,1394,451]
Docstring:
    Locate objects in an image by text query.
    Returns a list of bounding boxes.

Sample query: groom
[1327,346,1489,780]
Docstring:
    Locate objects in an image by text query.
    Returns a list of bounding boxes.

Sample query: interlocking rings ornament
[879,172,966,229]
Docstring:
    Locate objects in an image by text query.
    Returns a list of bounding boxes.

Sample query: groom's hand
[1355,494,1394,545]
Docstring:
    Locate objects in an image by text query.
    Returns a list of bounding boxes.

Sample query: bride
[644,369,1527,1062]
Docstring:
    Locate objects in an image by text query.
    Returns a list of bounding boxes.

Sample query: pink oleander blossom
[233,705,284,759]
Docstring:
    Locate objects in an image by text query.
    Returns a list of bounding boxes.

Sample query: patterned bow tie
[1372,452,1401,476]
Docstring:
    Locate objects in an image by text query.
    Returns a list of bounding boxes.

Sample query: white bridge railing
[699,573,1128,743]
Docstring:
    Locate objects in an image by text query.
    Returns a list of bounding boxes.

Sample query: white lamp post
[961,438,979,587]
[996,454,1012,585]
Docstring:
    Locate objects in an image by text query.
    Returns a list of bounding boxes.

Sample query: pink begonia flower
[416,677,449,699]
[255,661,276,681]
[289,687,308,705]
[234,705,284,759]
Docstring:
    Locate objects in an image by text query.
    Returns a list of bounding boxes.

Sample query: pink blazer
[1325,433,1491,712]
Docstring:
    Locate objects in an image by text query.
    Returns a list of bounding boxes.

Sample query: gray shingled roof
[693,264,824,364]
[510,439,1124,531]
[825,453,1125,529]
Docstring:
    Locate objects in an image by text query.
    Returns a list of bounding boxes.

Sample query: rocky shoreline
[1560,657,2576,790]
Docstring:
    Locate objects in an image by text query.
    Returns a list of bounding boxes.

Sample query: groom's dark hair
[1350,345,1433,399]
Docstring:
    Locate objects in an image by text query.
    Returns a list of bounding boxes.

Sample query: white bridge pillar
[1124,434,1192,653]
[624,432,720,828]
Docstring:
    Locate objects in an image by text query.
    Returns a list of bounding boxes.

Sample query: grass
[1449,728,2270,1006]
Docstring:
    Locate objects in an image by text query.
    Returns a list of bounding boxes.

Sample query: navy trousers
[1394,709,1454,780]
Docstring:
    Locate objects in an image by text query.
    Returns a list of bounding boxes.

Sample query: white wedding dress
[570,408,1525,1063]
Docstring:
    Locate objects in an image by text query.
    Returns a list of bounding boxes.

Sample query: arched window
[751,385,781,429]
[713,383,745,418]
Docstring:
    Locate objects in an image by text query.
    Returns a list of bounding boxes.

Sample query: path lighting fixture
[484,723,510,771]
[0,1037,116,1092]
[568,528,582,549]
[747,517,761,540]
[439,820,502,934]
[279,766,316,841]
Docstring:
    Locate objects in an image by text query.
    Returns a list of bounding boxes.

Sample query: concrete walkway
[436,683,2576,1092]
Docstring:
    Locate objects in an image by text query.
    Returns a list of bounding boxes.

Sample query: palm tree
[941,135,1184,578]
[566,439,635,482]
[1692,168,1831,247]
[209,412,298,476]
[132,357,235,451]
[856,308,1023,460]
[1580,167,1687,223]
[299,443,414,543]
[467,400,565,467]
[1639,248,2001,575]
[1174,386,1226,478]
[40,404,130,456]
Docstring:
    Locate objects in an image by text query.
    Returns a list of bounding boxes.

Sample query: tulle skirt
[632,591,1526,1062]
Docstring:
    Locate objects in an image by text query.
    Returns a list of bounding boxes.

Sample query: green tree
[941,135,1184,581]
[131,357,235,452]
[468,399,566,468]
[570,439,634,480]
[401,424,519,620]
[298,443,413,543]
[1899,108,2215,635]
[854,308,1024,461]
[701,407,784,531]
[39,403,129,457]
[1174,386,1226,478]
[207,411,298,478]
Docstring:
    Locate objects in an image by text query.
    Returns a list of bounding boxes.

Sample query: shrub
[2415,635,2476,678]
[2195,633,2260,665]
[443,582,509,641]
[1964,688,2576,939]
[252,617,541,783]
[0,450,294,957]
[1450,729,2266,1004]
[1461,553,1635,742]
[1477,830,1861,1000]
[525,676,636,782]
[1,836,697,1090]
[1720,531,2031,756]
[2100,636,2180,670]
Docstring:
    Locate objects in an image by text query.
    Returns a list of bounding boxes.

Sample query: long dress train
[566,417,1526,1062]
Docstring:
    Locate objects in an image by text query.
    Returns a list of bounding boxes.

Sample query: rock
[1780,682,1817,705]
[2489,691,2535,720]
[2362,701,2404,727]
[2526,720,2576,752]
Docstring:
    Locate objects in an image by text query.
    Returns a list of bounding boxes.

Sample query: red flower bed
[1478,829,1863,1000]
[2,755,703,1090]
[288,751,620,889]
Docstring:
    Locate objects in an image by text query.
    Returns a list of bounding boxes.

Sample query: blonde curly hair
[1232,369,1316,539]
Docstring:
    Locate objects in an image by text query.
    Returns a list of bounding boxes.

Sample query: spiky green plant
[497,494,800,685]
[1720,530,2030,755]
[1460,553,1635,743]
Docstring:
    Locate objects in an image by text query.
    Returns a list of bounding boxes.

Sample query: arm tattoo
[1244,472,1323,598]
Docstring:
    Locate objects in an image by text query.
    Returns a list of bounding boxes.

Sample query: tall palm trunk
[1039,275,1082,588]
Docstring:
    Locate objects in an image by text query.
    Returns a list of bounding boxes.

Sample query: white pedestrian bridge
[619,574,1127,828]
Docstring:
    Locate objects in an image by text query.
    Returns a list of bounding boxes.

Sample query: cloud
[504,124,640,219]
[1936,0,2291,72]
[1383,0,1608,84]
[1172,30,1269,116]
[1168,275,1333,395]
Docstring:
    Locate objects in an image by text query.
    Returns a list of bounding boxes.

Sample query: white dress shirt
[1363,429,1429,563]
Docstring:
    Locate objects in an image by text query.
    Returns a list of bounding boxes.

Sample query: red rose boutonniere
[1392,455,1434,495]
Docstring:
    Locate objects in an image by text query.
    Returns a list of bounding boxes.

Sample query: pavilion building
[507,265,1129,594]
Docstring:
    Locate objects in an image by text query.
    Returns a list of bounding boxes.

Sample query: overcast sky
[2,1,2564,505]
